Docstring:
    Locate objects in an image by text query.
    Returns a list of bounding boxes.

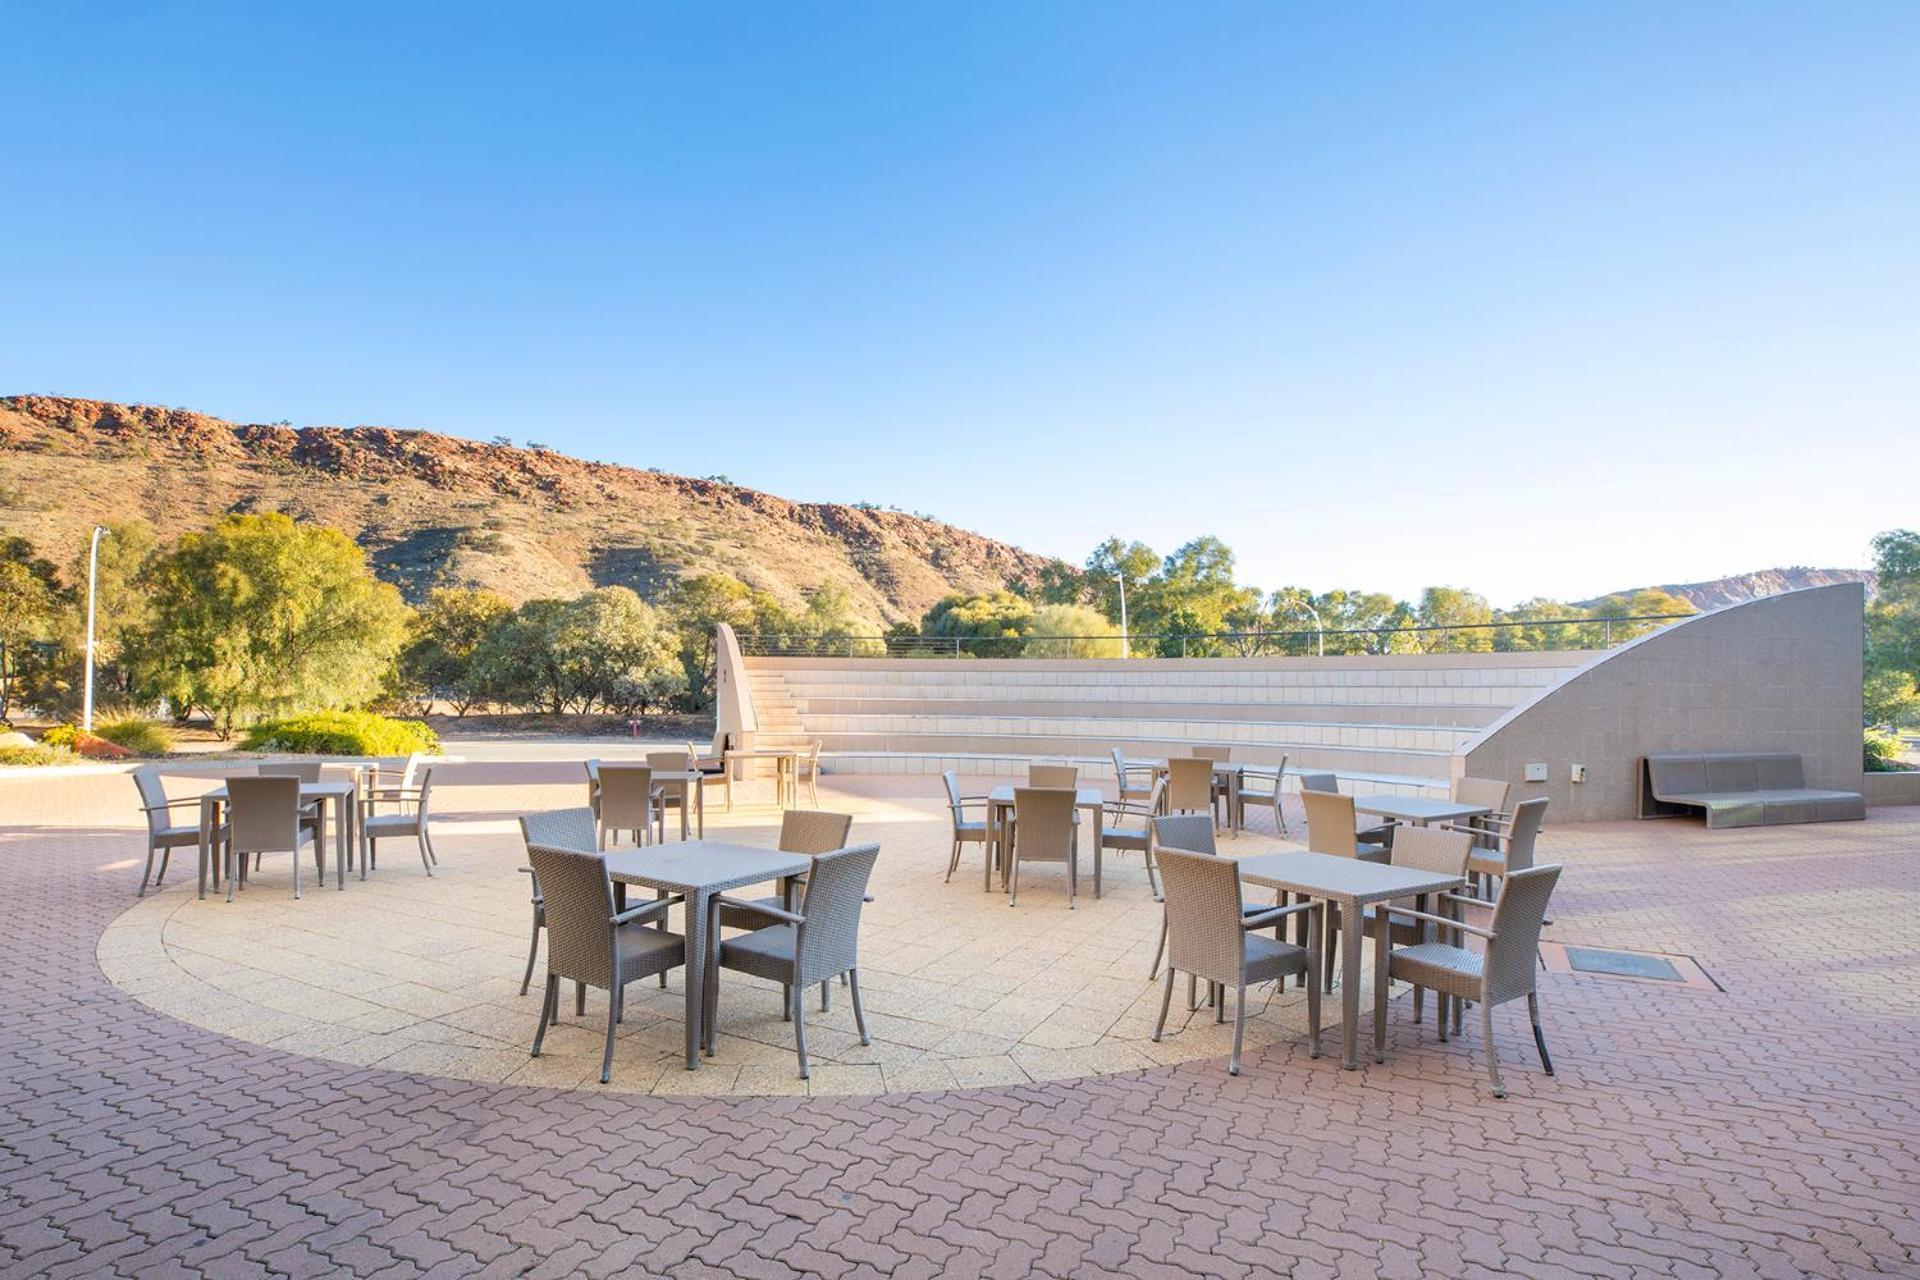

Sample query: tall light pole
[1279,594,1324,657]
[82,525,105,732]
[1116,569,1130,659]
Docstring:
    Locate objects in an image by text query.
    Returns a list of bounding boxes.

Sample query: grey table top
[1236,850,1464,906]
[987,786,1106,807]
[602,841,810,894]
[198,780,358,802]
[1349,795,1490,824]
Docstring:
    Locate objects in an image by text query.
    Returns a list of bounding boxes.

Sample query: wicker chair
[258,761,323,783]
[1371,863,1563,1097]
[942,771,992,886]
[515,808,602,996]
[1007,787,1080,907]
[717,809,853,932]
[1028,764,1078,788]
[703,842,881,1079]
[1110,748,1155,806]
[1147,813,1277,982]
[132,767,223,896]
[584,758,602,820]
[1152,846,1321,1075]
[596,763,658,848]
[1190,745,1234,822]
[525,841,687,1083]
[1296,771,1340,794]
[1452,775,1513,849]
[1302,790,1388,863]
[1342,825,1476,1021]
[1101,775,1167,898]
[686,738,731,812]
[1234,755,1291,834]
[361,765,437,876]
[1165,757,1217,827]
[1446,796,1547,899]
[648,750,695,841]
[796,740,824,806]
[222,775,321,901]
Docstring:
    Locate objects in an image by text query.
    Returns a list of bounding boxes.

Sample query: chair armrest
[710,893,804,925]
[1242,900,1319,930]
[610,895,684,927]
[142,799,207,813]
[1377,903,1495,939]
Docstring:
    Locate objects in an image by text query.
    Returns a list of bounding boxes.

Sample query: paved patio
[3,765,1918,1277]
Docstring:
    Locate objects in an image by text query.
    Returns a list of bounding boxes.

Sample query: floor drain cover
[1564,947,1683,982]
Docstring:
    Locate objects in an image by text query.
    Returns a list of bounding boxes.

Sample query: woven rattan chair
[703,842,880,1079]
[1147,813,1276,982]
[1101,775,1167,898]
[132,767,223,896]
[596,763,658,848]
[1372,862,1563,1097]
[1110,748,1155,806]
[1234,755,1291,834]
[1028,763,1078,788]
[942,771,992,886]
[1165,757,1218,827]
[1007,787,1080,907]
[515,808,601,996]
[1340,825,1476,1022]
[687,738,731,812]
[1452,775,1513,849]
[584,758,602,820]
[647,750,695,841]
[361,765,437,876]
[796,740,824,806]
[1190,745,1234,821]
[222,775,321,901]
[258,761,323,783]
[526,841,687,1083]
[1446,796,1547,899]
[1302,790,1388,863]
[1296,770,1340,794]
[1152,846,1321,1074]
[717,809,853,932]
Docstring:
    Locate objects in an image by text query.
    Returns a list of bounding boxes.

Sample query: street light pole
[82,525,105,732]
[1280,594,1324,657]
[1117,570,1130,659]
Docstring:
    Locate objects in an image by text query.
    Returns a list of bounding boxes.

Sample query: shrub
[0,743,76,767]
[1865,727,1909,772]
[41,724,79,748]
[241,711,440,757]
[95,717,177,755]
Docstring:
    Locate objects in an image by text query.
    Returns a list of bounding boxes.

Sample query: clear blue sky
[4,4,1914,605]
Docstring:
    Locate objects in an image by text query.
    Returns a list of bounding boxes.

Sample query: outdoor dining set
[943,747,1559,1095]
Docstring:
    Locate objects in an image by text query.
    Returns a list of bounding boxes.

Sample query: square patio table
[196,779,359,900]
[1143,759,1245,833]
[985,785,1107,897]
[602,841,812,1071]
[650,769,707,839]
[1235,850,1465,1070]
[723,748,801,808]
[1350,795,1490,827]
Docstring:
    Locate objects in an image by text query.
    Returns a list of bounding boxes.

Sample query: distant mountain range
[0,396,1053,625]
[1579,567,1875,612]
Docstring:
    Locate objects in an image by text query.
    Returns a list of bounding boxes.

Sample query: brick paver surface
[3,768,1919,1277]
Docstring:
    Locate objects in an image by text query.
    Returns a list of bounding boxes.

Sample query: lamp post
[82,525,105,732]
[1117,569,1130,660]
[1280,594,1324,657]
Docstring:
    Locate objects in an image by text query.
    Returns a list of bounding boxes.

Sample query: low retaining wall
[1863,771,1920,807]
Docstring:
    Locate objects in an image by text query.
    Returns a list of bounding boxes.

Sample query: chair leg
[519,912,541,996]
[417,831,433,876]
[600,984,620,1083]
[1528,993,1553,1075]
[1438,994,1450,1042]
[820,980,830,1012]
[848,969,870,1045]
[1305,909,1323,1059]
[1482,999,1505,1098]
[531,974,558,1056]
[1214,981,1225,1024]
[1149,915,1167,979]
[791,984,810,1079]
[1229,984,1248,1075]
[1373,925,1390,1064]
[575,980,586,1016]
[155,847,173,888]
[945,838,960,883]
[1008,851,1020,907]
[138,845,159,896]
[1152,968,1175,1041]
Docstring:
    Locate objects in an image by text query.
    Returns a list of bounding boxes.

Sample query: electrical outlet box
[1571,763,1587,783]
[1524,762,1549,783]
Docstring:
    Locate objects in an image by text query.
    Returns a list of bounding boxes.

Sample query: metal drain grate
[1564,946,1683,982]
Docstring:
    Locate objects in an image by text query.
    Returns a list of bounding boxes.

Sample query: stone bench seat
[1641,752,1865,828]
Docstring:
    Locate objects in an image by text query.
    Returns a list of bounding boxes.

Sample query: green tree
[1024,603,1122,658]
[552,587,685,714]
[141,513,411,736]
[922,590,1035,656]
[1082,538,1161,634]
[1493,598,1586,652]
[1588,589,1695,645]
[65,521,159,711]
[1867,529,1920,728]
[1415,586,1495,653]
[0,539,70,724]
[401,587,513,715]
[667,573,790,706]
[470,599,570,713]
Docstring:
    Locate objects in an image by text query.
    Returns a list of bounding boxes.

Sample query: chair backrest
[1296,771,1340,794]
[1028,764,1078,788]
[1190,744,1232,763]
[584,758,601,793]
[1154,845,1248,985]
[597,764,655,827]
[1504,797,1549,872]
[259,761,322,783]
[1239,755,1290,797]
[1485,863,1563,1002]
[519,806,599,853]
[1109,747,1131,779]
[1301,790,1360,857]
[1012,787,1076,860]
[795,842,880,982]
[1452,775,1511,814]
[942,771,969,825]
[647,750,693,773]
[226,775,303,855]
[1166,757,1214,811]
[1389,825,1474,876]
[399,752,425,789]
[1151,812,1217,856]
[132,767,171,837]
[412,765,436,822]
[526,843,618,988]
[780,809,854,854]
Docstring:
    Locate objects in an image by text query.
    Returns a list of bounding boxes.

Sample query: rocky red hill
[0,395,1058,624]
